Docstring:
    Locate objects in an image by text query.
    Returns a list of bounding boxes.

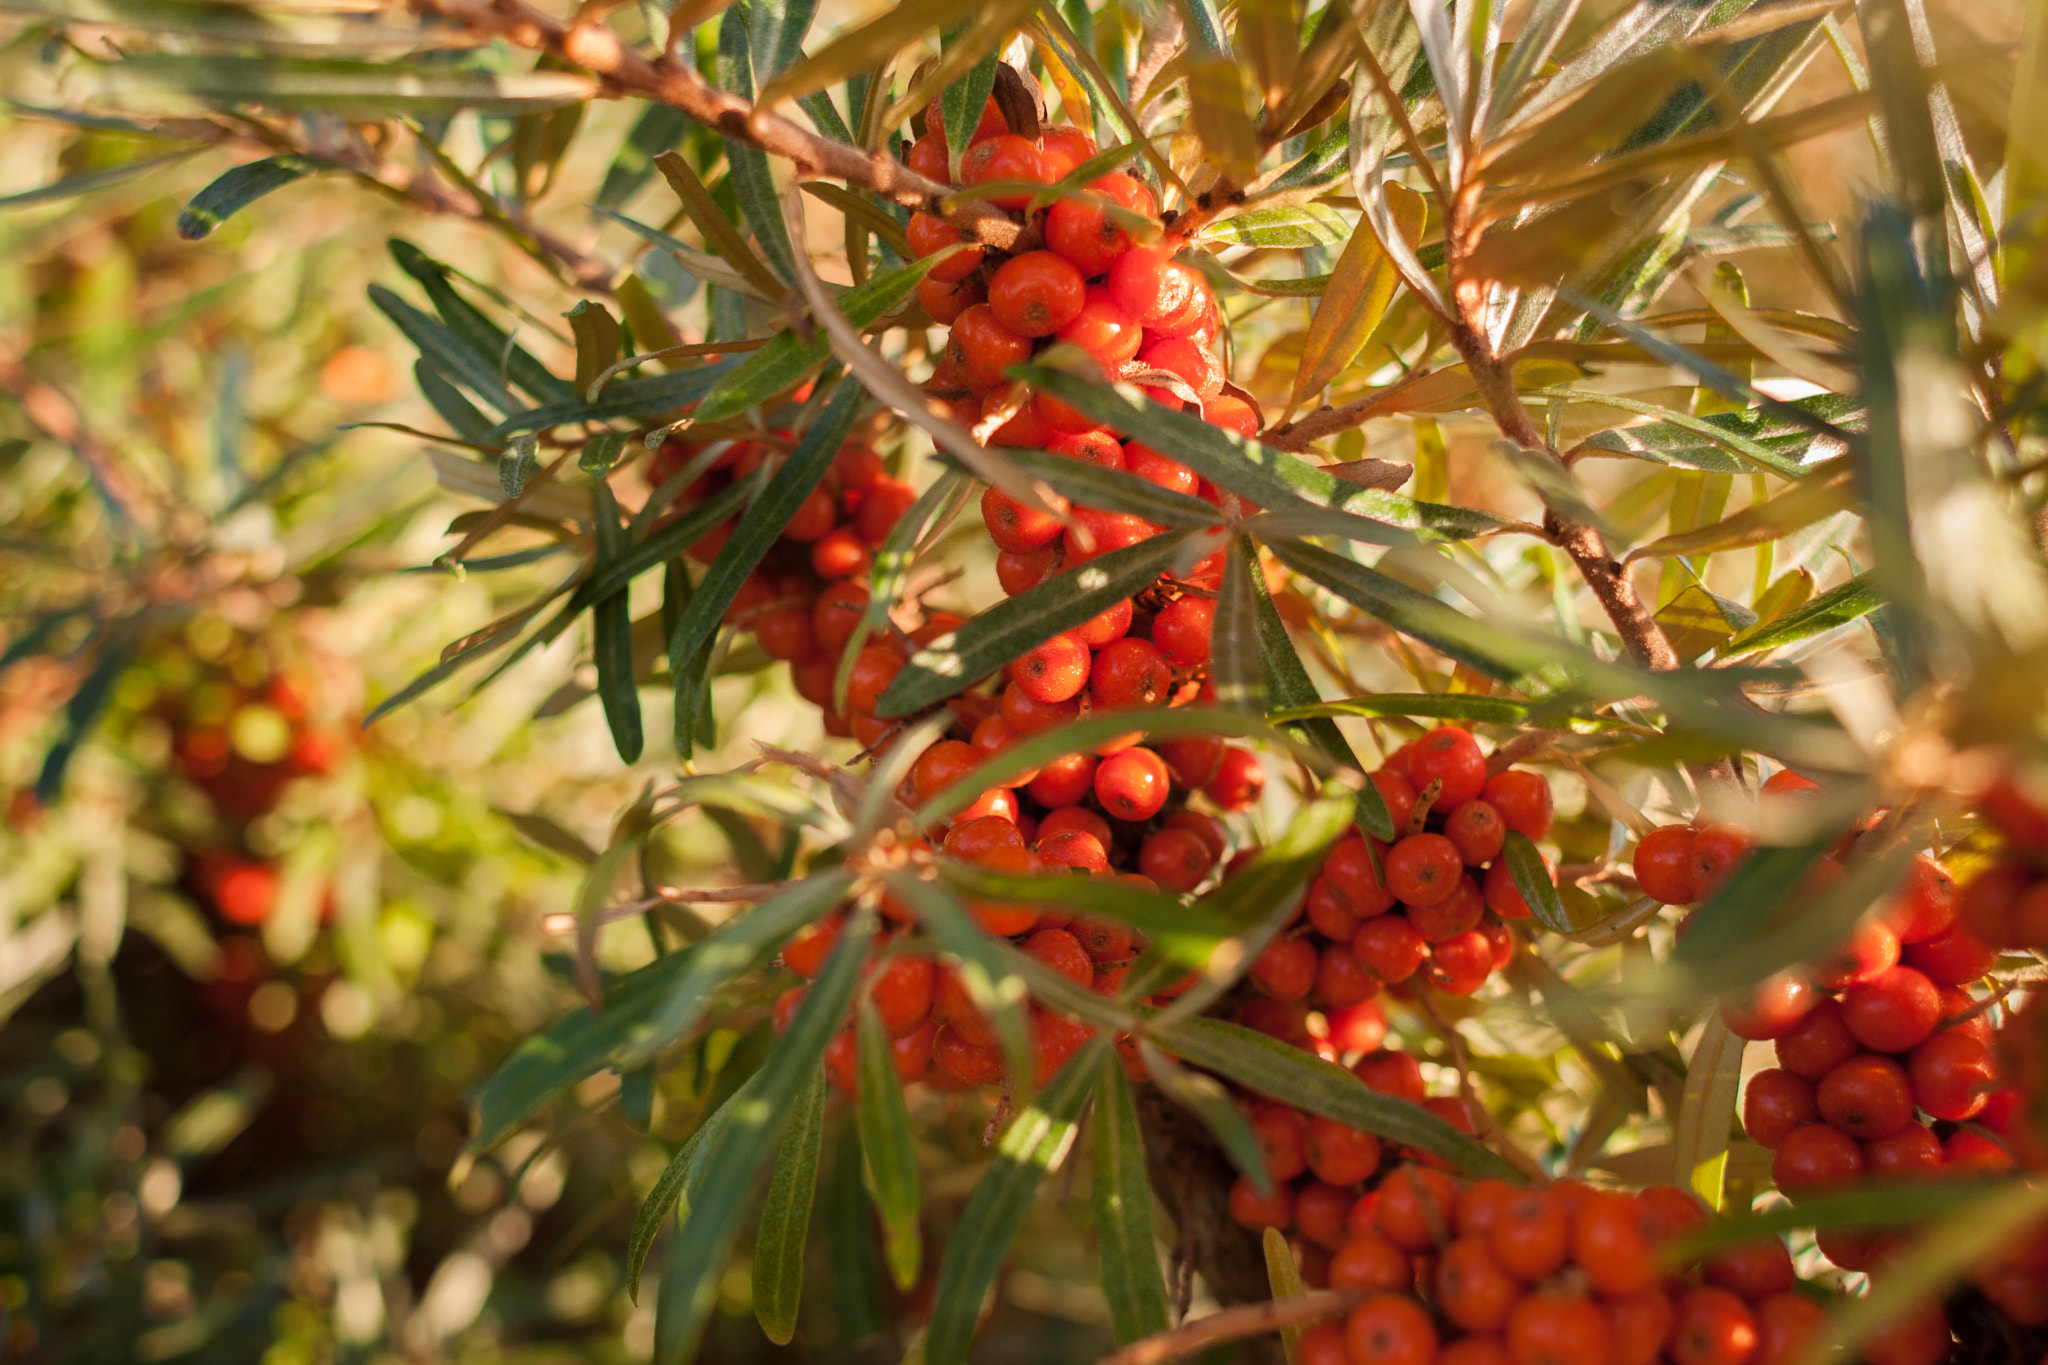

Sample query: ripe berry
[1481,768,1553,839]
[1205,747,1266,810]
[1094,746,1170,820]
[1720,973,1818,1041]
[1670,1286,1758,1365]
[1573,1190,1659,1295]
[1227,1172,1294,1229]
[1608,1287,1675,1365]
[1037,828,1109,871]
[1352,1047,1426,1104]
[1330,1231,1411,1293]
[1774,996,1857,1077]
[1407,726,1487,809]
[1156,734,1225,788]
[932,1024,1005,1085]
[1690,821,1755,897]
[870,954,936,1036]
[1864,1121,1945,1179]
[944,814,1025,861]
[1021,927,1093,986]
[981,485,1067,553]
[962,844,1042,937]
[1328,999,1389,1053]
[947,304,1033,395]
[958,134,1051,208]
[1039,803,1112,848]
[917,272,983,325]
[1742,1068,1818,1147]
[1841,965,1941,1053]
[1633,824,1699,904]
[1055,285,1144,367]
[844,645,905,716]
[1487,1186,1569,1280]
[1305,1116,1382,1186]
[1424,931,1493,994]
[911,739,981,799]
[854,476,917,546]
[1138,827,1214,892]
[1375,1165,1459,1253]
[907,211,983,280]
[1811,917,1900,990]
[1385,833,1463,906]
[994,544,1058,596]
[1353,916,1427,984]
[1122,442,1199,495]
[1815,1052,1915,1139]
[1443,799,1506,866]
[1902,922,1995,985]
[1908,1029,1994,1121]
[1435,1236,1520,1334]
[1044,173,1156,275]
[1106,245,1199,326]
[1151,596,1215,665]
[1886,852,1959,943]
[1027,751,1097,807]
[1089,637,1172,709]
[1370,770,1418,835]
[1010,633,1091,703]
[1326,836,1398,919]
[1063,506,1161,566]
[1251,936,1317,1001]
[1345,1292,1437,1365]
[1505,1292,1610,1365]
[987,250,1087,337]
[1771,1121,1864,1193]
[1000,680,1080,735]
[1408,874,1484,942]
[1315,944,1379,1008]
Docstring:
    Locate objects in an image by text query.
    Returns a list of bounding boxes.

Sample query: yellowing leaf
[1235,0,1302,117]
[1284,182,1426,421]
[1186,53,1259,183]
[1624,459,1854,563]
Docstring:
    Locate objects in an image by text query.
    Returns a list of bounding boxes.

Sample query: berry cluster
[1235,726,1557,1054]
[1285,1165,1826,1365]
[163,665,347,928]
[1224,1031,1485,1273]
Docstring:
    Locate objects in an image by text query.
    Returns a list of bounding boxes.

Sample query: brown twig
[1093,1290,1364,1365]
[411,0,1026,252]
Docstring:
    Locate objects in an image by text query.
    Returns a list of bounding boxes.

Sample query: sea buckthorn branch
[409,0,1028,252]
[1094,1288,1367,1365]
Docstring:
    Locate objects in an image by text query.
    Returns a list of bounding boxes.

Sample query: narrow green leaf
[938,863,1234,969]
[1287,186,1424,415]
[565,300,623,395]
[614,870,856,1073]
[1245,539,1370,792]
[369,284,512,412]
[653,909,873,1365]
[597,104,692,209]
[862,469,974,640]
[592,482,644,764]
[1195,203,1348,248]
[979,447,1222,529]
[1018,367,1508,541]
[1502,832,1567,934]
[718,8,799,282]
[1211,538,1263,713]
[630,1071,759,1300]
[33,633,133,805]
[1670,1013,1741,1210]
[469,947,701,1154]
[667,381,864,750]
[1092,1055,1171,1345]
[876,532,1197,717]
[415,360,497,443]
[1149,1017,1522,1180]
[924,1040,1107,1365]
[483,361,743,439]
[1722,571,1880,655]
[102,54,598,113]
[824,1120,887,1338]
[694,258,930,421]
[1268,694,1531,724]
[176,154,318,239]
[941,45,1003,182]
[1270,538,1526,683]
[881,873,1036,1096]
[1264,1227,1309,1365]
[857,1001,924,1290]
[390,240,576,405]
[752,1069,828,1343]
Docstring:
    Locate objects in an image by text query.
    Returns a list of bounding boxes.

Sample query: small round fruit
[987,250,1088,337]
[1633,825,1699,904]
[1095,746,1171,821]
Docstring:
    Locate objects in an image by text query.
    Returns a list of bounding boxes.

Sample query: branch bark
[410,0,1027,251]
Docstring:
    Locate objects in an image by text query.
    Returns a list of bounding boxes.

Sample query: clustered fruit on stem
[1291,1163,1829,1365]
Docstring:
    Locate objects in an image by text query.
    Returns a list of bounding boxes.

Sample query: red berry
[981,484,1067,552]
[1407,726,1486,810]
[1089,637,1172,709]
[1043,173,1156,276]
[1384,833,1463,906]
[958,134,1051,208]
[1204,747,1266,810]
[1908,1029,1995,1121]
[1774,997,1857,1078]
[1841,965,1941,1053]
[1481,769,1553,839]
[1771,1121,1864,1193]
[1353,916,1427,984]
[1443,799,1506,866]
[1742,1068,1818,1147]
[1815,1052,1915,1139]
[987,250,1087,337]
[1094,746,1170,820]
[906,211,983,280]
[1009,633,1092,704]
[1151,596,1215,665]
[1055,285,1143,368]
[1138,827,1215,892]
[1251,936,1318,1001]
[946,304,1032,395]
[1812,917,1900,990]
[1691,821,1755,898]
[1633,825,1699,904]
